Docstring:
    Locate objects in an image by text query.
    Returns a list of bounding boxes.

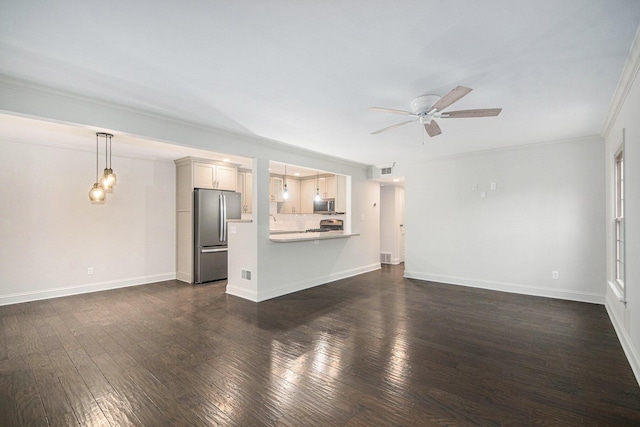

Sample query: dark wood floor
[1,264,639,426]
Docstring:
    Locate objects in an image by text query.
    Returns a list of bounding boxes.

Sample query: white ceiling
[1,1,639,166]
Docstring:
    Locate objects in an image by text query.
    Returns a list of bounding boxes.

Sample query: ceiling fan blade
[423,120,441,137]
[439,108,502,118]
[368,107,414,116]
[430,86,472,112]
[371,120,415,135]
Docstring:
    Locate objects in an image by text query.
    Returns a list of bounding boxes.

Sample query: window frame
[614,139,625,296]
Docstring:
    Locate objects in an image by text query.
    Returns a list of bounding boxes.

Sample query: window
[615,147,625,288]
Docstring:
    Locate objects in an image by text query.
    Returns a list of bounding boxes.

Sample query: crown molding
[395,134,603,166]
[601,25,640,139]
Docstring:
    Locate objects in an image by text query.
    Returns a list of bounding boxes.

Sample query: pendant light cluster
[282,165,289,200]
[88,132,117,203]
[314,171,322,202]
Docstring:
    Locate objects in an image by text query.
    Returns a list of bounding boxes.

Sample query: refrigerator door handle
[219,194,224,242]
[222,194,228,242]
[201,247,228,254]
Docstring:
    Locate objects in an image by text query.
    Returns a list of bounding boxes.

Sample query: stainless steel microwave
[313,198,335,214]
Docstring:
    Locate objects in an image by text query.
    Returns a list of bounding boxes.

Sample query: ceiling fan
[369,86,502,137]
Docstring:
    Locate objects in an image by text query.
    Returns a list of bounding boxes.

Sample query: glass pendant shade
[89,132,114,203]
[89,182,106,202]
[101,168,116,192]
[102,133,116,192]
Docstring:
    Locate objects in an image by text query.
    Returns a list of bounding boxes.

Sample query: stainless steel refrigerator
[194,189,241,283]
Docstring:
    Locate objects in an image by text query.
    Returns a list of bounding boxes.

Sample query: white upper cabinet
[280,179,300,214]
[325,175,337,199]
[194,162,237,191]
[270,177,284,202]
[237,171,253,213]
[301,178,316,214]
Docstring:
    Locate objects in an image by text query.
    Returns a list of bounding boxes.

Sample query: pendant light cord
[95,133,99,182]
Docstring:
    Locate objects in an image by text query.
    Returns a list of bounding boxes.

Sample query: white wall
[400,136,606,303]
[0,78,380,304]
[603,29,640,384]
[0,138,176,305]
[252,162,380,302]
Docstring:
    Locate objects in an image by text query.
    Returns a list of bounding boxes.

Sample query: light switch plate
[472,184,478,191]
[490,182,497,190]
[480,191,487,199]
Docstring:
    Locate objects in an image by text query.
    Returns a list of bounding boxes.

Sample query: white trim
[403,271,605,304]
[225,285,259,302]
[601,25,640,139]
[176,271,192,283]
[0,273,176,306]
[608,280,626,303]
[395,134,602,166]
[250,263,381,302]
[611,133,626,302]
[605,294,640,386]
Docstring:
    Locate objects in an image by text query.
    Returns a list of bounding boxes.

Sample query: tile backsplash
[269,203,344,231]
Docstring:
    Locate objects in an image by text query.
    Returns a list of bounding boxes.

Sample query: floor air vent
[380,252,392,264]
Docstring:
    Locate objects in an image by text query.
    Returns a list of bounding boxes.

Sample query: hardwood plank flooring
[1,264,639,426]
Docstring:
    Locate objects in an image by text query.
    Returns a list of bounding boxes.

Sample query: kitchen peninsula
[270,230,359,242]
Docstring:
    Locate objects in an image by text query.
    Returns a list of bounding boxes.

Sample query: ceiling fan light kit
[370,86,502,137]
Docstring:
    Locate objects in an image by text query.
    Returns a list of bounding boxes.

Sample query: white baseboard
[605,292,640,386]
[176,271,192,283]
[255,263,381,302]
[403,270,605,304]
[225,284,259,302]
[0,273,177,306]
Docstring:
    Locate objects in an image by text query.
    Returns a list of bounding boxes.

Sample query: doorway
[379,184,405,267]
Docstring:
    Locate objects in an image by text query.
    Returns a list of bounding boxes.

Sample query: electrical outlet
[552,271,559,279]
[88,267,94,275]
[480,191,487,199]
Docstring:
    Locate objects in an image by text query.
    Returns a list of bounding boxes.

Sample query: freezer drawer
[195,247,228,283]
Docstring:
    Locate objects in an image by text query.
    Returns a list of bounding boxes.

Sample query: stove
[306,219,343,233]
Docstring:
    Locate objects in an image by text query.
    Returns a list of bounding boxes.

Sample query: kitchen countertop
[269,230,359,242]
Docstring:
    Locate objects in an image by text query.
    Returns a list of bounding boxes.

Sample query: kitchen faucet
[270,214,277,222]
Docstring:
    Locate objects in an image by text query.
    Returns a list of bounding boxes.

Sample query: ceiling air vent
[367,163,395,180]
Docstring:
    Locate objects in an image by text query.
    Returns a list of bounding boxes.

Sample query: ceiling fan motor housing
[410,95,440,115]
